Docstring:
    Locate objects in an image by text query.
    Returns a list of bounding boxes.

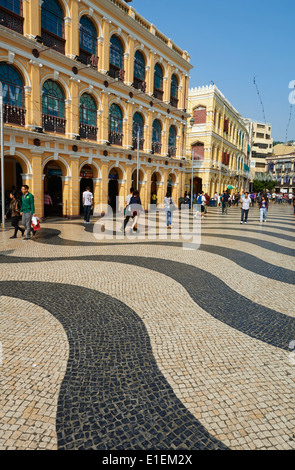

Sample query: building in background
[0,0,192,217]
[186,84,250,198]
[265,152,295,193]
[249,121,273,182]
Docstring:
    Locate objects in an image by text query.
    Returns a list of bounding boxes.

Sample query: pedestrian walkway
[0,204,294,450]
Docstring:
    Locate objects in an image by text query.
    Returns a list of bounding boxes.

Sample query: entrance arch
[167,172,177,198]
[150,171,162,204]
[192,176,202,196]
[108,166,124,212]
[0,156,24,213]
[131,168,145,192]
[80,164,94,214]
[43,160,65,216]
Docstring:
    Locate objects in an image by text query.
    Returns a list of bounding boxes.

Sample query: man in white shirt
[82,186,94,223]
[240,192,252,224]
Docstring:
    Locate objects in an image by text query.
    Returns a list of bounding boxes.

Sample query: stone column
[100,17,111,74]
[30,151,43,217]
[69,158,80,218]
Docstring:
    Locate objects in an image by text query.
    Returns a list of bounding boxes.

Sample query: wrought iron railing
[42,114,66,133]
[0,5,23,34]
[109,130,123,146]
[152,142,162,154]
[132,137,144,150]
[79,123,97,140]
[3,103,25,126]
[170,96,178,108]
[168,146,176,157]
[153,88,164,101]
[41,28,65,54]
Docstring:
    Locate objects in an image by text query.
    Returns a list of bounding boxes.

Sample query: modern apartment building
[0,0,192,217]
[186,84,251,197]
[250,121,273,179]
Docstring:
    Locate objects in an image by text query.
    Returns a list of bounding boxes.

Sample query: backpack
[197,195,203,204]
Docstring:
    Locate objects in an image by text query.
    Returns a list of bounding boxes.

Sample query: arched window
[133,50,145,90]
[109,103,123,146]
[0,0,23,33]
[168,126,177,157]
[132,112,144,150]
[193,106,206,125]
[0,62,25,126]
[42,79,65,133]
[41,0,65,53]
[152,119,162,154]
[79,16,97,66]
[79,93,97,140]
[192,142,204,161]
[170,74,178,108]
[154,63,163,100]
[109,35,124,80]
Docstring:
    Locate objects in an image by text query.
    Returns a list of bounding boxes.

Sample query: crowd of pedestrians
[2,183,295,239]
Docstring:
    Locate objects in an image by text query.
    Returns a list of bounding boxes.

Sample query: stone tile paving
[0,204,294,450]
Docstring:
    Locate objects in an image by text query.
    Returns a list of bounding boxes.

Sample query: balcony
[0,5,23,34]
[79,123,97,141]
[132,77,146,92]
[153,88,164,101]
[170,96,178,108]
[132,137,144,150]
[168,146,176,157]
[41,28,65,54]
[108,64,125,81]
[152,142,162,154]
[109,130,123,146]
[3,103,25,126]
[42,114,66,134]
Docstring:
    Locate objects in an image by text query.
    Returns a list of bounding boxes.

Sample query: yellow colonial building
[186,84,251,197]
[0,0,192,217]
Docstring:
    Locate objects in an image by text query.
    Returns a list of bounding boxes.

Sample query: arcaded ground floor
[0,203,294,450]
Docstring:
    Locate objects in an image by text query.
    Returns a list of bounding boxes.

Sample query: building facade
[265,152,295,193]
[186,85,250,197]
[249,121,273,180]
[0,0,192,217]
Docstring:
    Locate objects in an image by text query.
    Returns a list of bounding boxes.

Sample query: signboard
[48,169,62,176]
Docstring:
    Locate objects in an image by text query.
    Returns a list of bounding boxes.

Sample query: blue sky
[132,0,295,141]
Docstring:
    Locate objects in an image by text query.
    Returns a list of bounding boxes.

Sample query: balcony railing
[168,146,177,157]
[133,77,146,92]
[41,28,65,54]
[132,137,144,150]
[42,114,66,134]
[170,96,178,108]
[108,65,125,81]
[3,103,26,126]
[153,88,164,101]
[0,5,23,34]
[79,123,97,141]
[152,142,161,154]
[109,130,123,146]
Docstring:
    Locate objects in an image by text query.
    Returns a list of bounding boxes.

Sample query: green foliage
[253,178,278,192]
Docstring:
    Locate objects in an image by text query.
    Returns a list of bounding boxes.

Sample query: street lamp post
[0,82,4,229]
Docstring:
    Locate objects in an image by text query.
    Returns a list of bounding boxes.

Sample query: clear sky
[132,0,295,141]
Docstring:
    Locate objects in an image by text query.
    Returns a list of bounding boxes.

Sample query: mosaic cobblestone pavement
[0,204,294,450]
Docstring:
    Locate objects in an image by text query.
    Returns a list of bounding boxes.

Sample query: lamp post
[190,116,194,205]
[0,82,4,229]
[134,124,140,191]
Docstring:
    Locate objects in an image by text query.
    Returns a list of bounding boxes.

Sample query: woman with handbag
[163,192,176,229]
[5,191,25,239]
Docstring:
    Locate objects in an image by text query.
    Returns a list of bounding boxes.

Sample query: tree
[253,177,278,192]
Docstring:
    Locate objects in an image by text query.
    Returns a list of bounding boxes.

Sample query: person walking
[20,185,35,240]
[222,190,230,214]
[5,191,25,239]
[259,195,269,223]
[82,186,94,224]
[240,192,252,224]
[44,191,53,218]
[122,187,134,234]
[130,189,142,233]
[163,192,176,229]
[151,191,157,205]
